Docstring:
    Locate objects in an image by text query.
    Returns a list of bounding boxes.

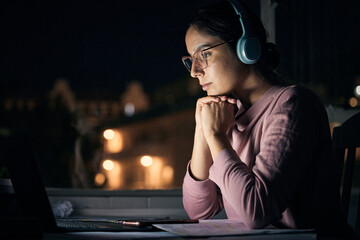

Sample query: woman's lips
[202,83,212,91]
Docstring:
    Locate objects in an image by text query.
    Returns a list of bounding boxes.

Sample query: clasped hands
[196,95,237,144]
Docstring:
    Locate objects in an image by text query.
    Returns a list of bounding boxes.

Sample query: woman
[181,0,353,237]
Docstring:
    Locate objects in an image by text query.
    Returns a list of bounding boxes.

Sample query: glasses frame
[182,40,233,72]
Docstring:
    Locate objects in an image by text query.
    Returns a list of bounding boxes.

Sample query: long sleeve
[182,162,224,219]
[182,85,338,230]
[208,85,335,229]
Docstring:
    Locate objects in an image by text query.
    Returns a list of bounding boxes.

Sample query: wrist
[205,130,227,142]
[205,133,231,160]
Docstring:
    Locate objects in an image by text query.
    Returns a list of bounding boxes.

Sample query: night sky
[0,0,199,97]
[1,0,359,102]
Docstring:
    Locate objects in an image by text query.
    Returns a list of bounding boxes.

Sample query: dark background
[0,0,359,189]
[0,0,196,97]
[1,0,358,103]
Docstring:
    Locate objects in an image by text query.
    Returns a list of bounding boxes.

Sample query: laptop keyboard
[56,219,118,229]
[55,218,153,231]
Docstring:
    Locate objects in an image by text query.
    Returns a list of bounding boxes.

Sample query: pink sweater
[183,85,341,230]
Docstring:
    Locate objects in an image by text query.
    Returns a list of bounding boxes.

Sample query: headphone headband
[227,0,261,64]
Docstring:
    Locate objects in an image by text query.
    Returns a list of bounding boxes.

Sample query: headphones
[227,0,261,64]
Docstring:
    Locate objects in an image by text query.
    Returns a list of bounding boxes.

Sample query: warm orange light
[94,173,106,186]
[143,156,162,188]
[103,129,115,140]
[104,161,123,189]
[103,159,115,170]
[162,165,174,183]
[349,97,358,108]
[141,156,153,167]
[104,130,123,153]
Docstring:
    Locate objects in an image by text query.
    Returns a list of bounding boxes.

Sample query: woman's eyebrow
[193,44,212,54]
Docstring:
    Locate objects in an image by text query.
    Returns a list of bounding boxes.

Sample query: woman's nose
[190,64,204,78]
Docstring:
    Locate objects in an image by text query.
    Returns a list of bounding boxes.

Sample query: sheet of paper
[153,219,315,237]
[56,231,178,239]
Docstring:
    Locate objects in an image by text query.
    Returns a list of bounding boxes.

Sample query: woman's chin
[206,90,231,97]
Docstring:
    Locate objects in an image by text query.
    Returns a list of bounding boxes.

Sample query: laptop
[0,135,154,233]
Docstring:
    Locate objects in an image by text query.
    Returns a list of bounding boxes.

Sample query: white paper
[59,231,178,239]
[153,219,316,237]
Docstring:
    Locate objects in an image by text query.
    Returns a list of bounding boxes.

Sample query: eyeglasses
[182,40,233,72]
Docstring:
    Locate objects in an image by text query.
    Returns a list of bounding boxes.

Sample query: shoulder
[271,84,323,108]
[262,84,328,125]
[273,85,318,100]
[268,85,329,124]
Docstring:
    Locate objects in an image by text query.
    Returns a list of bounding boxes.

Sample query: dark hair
[189,0,282,84]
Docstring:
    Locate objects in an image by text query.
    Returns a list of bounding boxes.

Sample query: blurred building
[99,107,195,189]
[0,77,201,189]
[1,76,358,190]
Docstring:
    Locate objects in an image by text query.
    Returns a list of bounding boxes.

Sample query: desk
[43,219,319,240]
[44,231,317,240]
[40,218,356,240]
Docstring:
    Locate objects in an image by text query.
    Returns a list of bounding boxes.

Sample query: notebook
[0,135,153,233]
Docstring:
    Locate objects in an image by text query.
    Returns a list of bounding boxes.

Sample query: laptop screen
[0,135,57,231]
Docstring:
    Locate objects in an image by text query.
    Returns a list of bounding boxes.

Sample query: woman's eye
[203,52,211,58]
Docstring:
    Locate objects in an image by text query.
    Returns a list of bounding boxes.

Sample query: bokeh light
[162,165,174,183]
[355,85,360,97]
[103,129,115,140]
[94,173,106,186]
[349,97,358,108]
[141,156,153,167]
[124,102,135,117]
[103,159,115,171]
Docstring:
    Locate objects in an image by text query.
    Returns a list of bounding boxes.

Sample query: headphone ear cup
[237,37,261,64]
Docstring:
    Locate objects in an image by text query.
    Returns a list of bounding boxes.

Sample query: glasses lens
[182,57,193,72]
[182,52,208,72]
[197,52,207,68]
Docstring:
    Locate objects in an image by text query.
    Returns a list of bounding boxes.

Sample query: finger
[197,96,221,105]
[227,98,237,104]
[217,96,228,102]
[215,95,237,104]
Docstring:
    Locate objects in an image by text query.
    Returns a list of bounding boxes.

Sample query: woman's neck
[233,72,273,109]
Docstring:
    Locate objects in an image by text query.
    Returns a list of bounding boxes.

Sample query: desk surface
[43,219,319,240]
[44,231,317,240]
[42,218,358,240]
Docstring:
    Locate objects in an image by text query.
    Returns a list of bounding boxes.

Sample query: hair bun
[263,42,280,70]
